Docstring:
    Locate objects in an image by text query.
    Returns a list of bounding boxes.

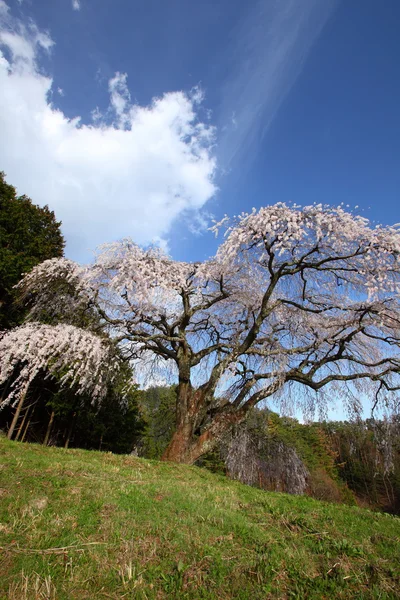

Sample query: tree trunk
[161,378,207,464]
[161,424,196,463]
[64,413,76,449]
[7,391,26,440]
[14,404,31,442]
[21,402,36,443]
[43,410,55,446]
[21,414,32,443]
[161,388,232,463]
[161,421,227,464]
[161,381,249,464]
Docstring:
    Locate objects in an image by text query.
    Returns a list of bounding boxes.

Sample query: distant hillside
[212,411,400,514]
[139,389,400,514]
[0,438,399,599]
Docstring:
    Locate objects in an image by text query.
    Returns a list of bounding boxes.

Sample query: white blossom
[0,323,117,407]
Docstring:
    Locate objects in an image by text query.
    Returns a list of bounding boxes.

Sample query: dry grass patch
[8,571,57,600]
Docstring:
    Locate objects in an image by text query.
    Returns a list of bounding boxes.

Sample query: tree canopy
[0,172,65,329]
[2,203,400,463]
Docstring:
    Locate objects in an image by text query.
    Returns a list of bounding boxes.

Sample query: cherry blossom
[6,203,400,463]
[0,323,117,408]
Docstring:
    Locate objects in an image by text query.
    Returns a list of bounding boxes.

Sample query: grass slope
[0,438,399,599]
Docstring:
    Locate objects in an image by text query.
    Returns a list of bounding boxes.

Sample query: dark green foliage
[71,362,145,454]
[0,172,65,329]
[63,386,145,455]
[139,386,177,458]
[195,449,226,474]
[0,361,144,455]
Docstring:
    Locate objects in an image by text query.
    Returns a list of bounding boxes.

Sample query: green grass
[0,437,399,599]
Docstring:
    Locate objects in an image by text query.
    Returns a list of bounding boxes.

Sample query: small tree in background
[0,172,65,329]
[4,204,400,463]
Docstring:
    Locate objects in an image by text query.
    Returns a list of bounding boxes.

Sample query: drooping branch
[0,323,118,409]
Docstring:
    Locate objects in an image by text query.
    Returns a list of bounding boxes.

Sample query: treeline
[0,368,144,454]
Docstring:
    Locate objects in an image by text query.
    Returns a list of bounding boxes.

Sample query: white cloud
[188,211,214,236]
[72,0,80,11]
[0,7,53,67]
[217,0,337,169]
[0,4,216,261]
[108,71,131,129]
[0,1,9,15]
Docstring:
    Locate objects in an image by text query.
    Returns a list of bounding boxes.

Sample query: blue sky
[0,0,399,265]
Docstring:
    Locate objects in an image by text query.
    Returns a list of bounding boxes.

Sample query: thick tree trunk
[161,354,250,464]
[161,424,198,464]
[161,383,242,464]
[161,381,196,463]
[161,376,208,463]
[162,430,220,464]
[7,391,26,440]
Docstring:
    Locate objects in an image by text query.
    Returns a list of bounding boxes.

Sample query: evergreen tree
[0,172,65,329]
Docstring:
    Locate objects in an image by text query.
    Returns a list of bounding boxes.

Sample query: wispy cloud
[217,0,337,170]
[0,3,216,261]
[72,0,80,11]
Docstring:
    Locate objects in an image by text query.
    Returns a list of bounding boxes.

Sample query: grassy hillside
[0,438,399,599]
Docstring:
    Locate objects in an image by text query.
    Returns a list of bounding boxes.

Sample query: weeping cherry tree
[0,323,118,439]
[4,203,400,463]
